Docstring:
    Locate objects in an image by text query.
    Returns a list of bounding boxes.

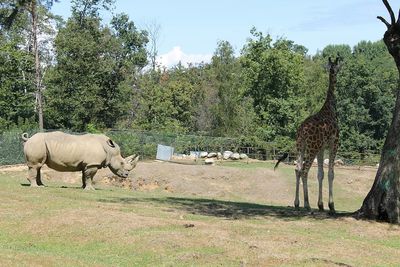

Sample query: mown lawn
[0,164,399,266]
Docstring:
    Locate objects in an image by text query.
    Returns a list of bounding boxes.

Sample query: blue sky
[51,0,390,67]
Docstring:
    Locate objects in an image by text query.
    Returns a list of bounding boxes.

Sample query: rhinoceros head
[108,153,139,178]
[105,139,139,178]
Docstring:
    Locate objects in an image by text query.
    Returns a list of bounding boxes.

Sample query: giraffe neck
[320,73,337,114]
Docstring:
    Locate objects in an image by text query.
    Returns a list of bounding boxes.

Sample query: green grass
[0,168,400,266]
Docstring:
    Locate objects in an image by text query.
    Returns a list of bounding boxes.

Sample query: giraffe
[275,56,341,213]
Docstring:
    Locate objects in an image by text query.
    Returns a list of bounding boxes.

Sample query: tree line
[0,0,398,159]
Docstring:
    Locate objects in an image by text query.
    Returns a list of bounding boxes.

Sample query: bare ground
[0,160,378,208]
[1,161,399,266]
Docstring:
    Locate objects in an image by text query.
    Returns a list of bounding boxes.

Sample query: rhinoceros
[21,131,139,190]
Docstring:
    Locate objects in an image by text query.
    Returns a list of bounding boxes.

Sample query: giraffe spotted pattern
[294,57,341,213]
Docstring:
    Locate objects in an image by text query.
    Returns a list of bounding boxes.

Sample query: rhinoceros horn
[125,154,139,164]
[123,154,139,171]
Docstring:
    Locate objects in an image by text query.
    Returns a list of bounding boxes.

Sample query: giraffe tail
[274,153,288,171]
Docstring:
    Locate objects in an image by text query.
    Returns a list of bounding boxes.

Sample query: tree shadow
[98,196,355,221]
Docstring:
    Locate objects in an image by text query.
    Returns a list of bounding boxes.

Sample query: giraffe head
[327,56,341,76]
[377,0,400,66]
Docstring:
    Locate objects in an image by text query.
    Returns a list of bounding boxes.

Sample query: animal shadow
[98,196,354,221]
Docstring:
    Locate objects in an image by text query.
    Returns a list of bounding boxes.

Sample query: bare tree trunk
[357,0,400,223]
[358,79,400,223]
[30,0,44,131]
[144,21,161,71]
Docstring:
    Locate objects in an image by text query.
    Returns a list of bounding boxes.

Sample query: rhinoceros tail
[21,132,29,142]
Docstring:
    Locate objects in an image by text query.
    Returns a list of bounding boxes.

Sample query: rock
[217,152,222,159]
[205,158,215,165]
[334,159,344,166]
[223,151,233,160]
[230,153,240,160]
[199,152,208,158]
[207,152,217,158]
[239,153,248,159]
[187,154,196,160]
[324,159,344,166]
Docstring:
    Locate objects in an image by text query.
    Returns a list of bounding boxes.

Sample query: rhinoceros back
[23,131,110,172]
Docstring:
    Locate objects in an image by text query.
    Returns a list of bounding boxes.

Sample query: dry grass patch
[0,162,399,266]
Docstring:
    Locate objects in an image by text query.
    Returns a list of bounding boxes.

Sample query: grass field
[0,162,399,266]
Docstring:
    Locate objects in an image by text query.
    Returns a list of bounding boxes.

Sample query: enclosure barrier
[0,129,381,166]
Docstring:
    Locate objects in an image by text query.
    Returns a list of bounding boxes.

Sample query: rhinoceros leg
[27,166,44,187]
[82,167,98,190]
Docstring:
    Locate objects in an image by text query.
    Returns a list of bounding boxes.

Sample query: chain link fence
[0,129,280,165]
[0,129,381,166]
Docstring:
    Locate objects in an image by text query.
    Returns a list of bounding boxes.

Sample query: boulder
[239,153,248,159]
[217,152,222,159]
[205,158,215,165]
[323,159,344,166]
[230,153,240,160]
[199,152,208,158]
[223,151,233,160]
[207,152,217,158]
[334,159,344,166]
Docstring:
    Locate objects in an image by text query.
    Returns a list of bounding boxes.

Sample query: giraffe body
[294,57,340,212]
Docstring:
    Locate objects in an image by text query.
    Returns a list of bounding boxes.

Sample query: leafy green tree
[332,41,397,155]
[321,44,352,59]
[1,0,59,130]
[133,64,201,133]
[301,56,327,115]
[208,40,256,137]
[0,42,35,131]
[241,28,306,143]
[45,3,148,131]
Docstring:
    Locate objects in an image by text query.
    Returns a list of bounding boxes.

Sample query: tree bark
[358,79,400,223]
[30,0,44,131]
[358,0,400,223]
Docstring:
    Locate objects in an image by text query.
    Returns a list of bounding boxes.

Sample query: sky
[51,0,391,67]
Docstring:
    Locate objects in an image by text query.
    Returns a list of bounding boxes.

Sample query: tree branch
[397,8,400,25]
[382,0,396,25]
[377,16,391,28]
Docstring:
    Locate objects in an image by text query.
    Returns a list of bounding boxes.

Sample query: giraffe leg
[317,150,324,211]
[294,146,305,210]
[328,146,337,214]
[294,157,302,209]
[301,158,314,211]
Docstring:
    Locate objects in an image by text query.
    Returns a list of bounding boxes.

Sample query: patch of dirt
[3,161,288,203]
[123,161,290,203]
[2,160,378,206]
[0,164,26,172]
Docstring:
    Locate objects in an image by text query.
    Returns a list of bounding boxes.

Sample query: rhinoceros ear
[107,139,115,148]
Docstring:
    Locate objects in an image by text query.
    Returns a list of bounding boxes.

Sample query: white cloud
[157,46,212,68]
